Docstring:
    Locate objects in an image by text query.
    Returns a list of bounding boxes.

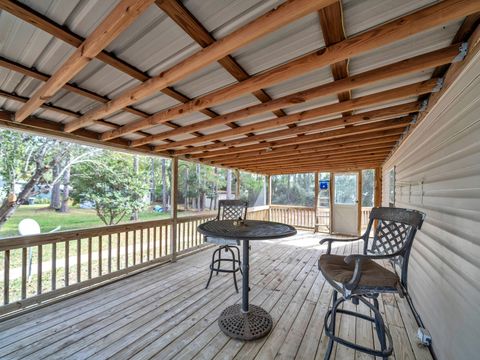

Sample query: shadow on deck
[0,231,431,359]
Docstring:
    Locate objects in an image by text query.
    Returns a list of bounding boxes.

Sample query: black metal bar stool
[318,207,425,359]
[205,200,248,292]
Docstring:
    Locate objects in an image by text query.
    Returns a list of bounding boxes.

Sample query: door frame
[329,171,362,236]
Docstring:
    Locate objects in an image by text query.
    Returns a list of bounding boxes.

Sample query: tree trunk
[0,165,48,227]
[226,169,232,199]
[130,156,139,221]
[50,163,61,209]
[60,160,71,213]
[161,159,167,211]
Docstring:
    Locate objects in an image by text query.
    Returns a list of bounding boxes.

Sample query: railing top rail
[270,204,315,210]
[0,217,174,251]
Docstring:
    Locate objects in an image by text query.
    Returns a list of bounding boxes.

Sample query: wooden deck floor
[0,232,432,360]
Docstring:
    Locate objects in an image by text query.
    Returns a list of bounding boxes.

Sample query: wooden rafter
[218,145,396,168]
[318,1,351,115]
[63,0,337,133]
[14,0,155,122]
[156,0,287,121]
[0,0,221,125]
[0,56,183,142]
[152,79,435,151]
[96,0,480,141]
[0,111,159,155]
[0,90,160,140]
[185,103,416,153]
[172,118,411,156]
[204,136,401,163]
[129,45,458,147]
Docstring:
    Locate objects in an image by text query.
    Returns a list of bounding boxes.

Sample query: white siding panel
[382,49,480,360]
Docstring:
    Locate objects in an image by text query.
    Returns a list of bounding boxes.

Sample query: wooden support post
[266,175,272,221]
[314,172,319,233]
[375,166,383,207]
[358,170,363,235]
[235,169,241,199]
[170,157,178,262]
[329,172,334,234]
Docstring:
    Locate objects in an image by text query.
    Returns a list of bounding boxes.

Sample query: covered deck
[0,232,431,360]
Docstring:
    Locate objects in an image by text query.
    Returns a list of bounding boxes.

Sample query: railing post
[374,167,382,229]
[170,157,179,262]
[266,175,272,221]
[234,169,240,199]
[314,172,319,233]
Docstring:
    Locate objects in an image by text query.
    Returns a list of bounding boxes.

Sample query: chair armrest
[319,236,363,254]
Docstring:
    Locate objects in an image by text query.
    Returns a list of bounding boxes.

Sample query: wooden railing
[0,206,269,316]
[269,205,316,229]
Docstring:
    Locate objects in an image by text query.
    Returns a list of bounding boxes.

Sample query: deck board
[0,232,432,360]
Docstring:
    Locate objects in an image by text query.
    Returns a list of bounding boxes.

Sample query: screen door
[332,172,359,235]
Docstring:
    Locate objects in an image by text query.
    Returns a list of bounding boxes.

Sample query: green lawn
[0,204,171,238]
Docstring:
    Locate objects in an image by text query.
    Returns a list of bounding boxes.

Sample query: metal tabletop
[197,219,297,240]
[198,219,297,340]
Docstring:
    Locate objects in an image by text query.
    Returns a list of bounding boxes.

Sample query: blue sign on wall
[320,180,329,190]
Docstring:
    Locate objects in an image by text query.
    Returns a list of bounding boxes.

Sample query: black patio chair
[318,207,425,359]
[205,200,248,292]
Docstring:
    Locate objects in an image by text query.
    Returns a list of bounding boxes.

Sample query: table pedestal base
[218,304,273,340]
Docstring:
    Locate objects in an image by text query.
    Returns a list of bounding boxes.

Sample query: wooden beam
[129,45,458,147]
[64,0,337,132]
[172,118,411,156]
[191,128,404,160]
[156,0,287,119]
[375,167,383,207]
[218,144,396,168]
[0,111,165,156]
[14,0,155,122]
[246,161,384,175]
[98,0,480,139]
[0,55,183,134]
[0,86,162,141]
[0,0,220,122]
[205,136,400,164]
[153,77,429,151]
[235,151,392,170]
[318,1,351,113]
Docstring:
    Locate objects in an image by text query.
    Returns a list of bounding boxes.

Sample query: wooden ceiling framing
[0,0,479,175]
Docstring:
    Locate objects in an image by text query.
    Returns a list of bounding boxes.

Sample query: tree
[71,152,149,225]
[0,131,71,227]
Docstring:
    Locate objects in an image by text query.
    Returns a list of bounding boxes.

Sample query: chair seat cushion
[319,254,400,292]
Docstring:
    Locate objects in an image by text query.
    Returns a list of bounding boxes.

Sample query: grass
[0,204,171,238]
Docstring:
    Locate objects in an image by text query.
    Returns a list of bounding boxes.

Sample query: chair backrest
[216,200,248,220]
[363,207,426,289]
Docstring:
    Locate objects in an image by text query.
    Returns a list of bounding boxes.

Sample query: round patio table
[197,219,297,340]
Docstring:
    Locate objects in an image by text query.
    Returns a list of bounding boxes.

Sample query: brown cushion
[319,254,400,292]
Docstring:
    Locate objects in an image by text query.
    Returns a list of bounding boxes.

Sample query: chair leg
[324,290,338,360]
[226,246,239,293]
[234,245,242,275]
[216,247,223,276]
[322,292,393,359]
[373,297,388,360]
[206,247,220,289]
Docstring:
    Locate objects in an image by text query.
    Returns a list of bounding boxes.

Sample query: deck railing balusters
[65,241,69,287]
[21,248,27,299]
[51,243,57,291]
[37,245,42,295]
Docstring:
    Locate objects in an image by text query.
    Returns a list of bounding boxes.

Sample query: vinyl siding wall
[382,49,480,360]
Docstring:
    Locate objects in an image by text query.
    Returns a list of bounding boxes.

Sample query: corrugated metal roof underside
[0,0,467,164]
